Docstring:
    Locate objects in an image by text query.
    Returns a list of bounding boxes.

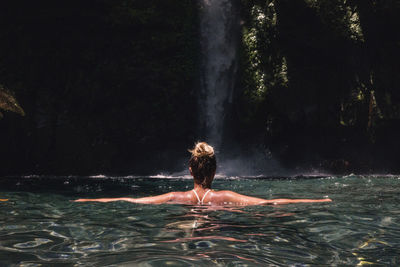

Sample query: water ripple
[1,176,400,265]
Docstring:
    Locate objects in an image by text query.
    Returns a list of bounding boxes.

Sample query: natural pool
[0,175,399,266]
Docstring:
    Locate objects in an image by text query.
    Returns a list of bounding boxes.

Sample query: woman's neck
[193,183,211,191]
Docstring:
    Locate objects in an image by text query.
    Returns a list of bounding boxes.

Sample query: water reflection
[0,176,399,265]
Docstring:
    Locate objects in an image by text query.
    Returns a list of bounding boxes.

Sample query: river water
[0,175,399,266]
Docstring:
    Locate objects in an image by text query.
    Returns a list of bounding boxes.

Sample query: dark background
[1,0,399,175]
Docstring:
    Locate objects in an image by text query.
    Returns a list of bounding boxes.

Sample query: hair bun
[189,142,214,157]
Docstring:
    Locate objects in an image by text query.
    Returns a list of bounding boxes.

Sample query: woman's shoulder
[211,190,241,196]
[209,190,267,206]
[209,190,243,201]
[168,190,194,202]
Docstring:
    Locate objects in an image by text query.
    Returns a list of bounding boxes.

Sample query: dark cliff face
[0,0,200,175]
[1,0,400,175]
[236,0,400,173]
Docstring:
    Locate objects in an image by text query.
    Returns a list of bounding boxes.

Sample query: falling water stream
[199,0,239,149]
[197,1,279,177]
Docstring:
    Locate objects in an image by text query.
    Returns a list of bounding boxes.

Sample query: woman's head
[188,142,216,188]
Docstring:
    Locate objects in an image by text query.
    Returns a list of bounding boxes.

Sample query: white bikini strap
[201,189,211,203]
[192,189,211,204]
[192,189,201,204]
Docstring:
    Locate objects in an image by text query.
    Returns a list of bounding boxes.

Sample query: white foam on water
[21,175,41,179]
[89,174,107,178]
[11,173,400,180]
[149,174,192,179]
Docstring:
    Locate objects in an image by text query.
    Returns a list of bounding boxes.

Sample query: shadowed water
[0,175,399,266]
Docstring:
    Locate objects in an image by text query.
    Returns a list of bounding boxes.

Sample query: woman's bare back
[173,190,331,206]
[79,190,330,206]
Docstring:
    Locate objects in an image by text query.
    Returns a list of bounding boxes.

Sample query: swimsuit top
[192,189,211,205]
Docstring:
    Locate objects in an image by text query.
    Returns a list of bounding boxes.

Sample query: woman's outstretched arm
[73,191,332,206]
[261,198,332,205]
[219,191,332,206]
[74,192,175,204]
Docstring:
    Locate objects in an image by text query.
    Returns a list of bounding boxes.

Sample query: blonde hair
[188,142,215,158]
[189,142,217,188]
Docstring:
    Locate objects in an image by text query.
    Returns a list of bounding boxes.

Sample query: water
[1,175,399,266]
[199,0,239,148]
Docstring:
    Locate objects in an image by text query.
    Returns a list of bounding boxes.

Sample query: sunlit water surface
[0,175,399,266]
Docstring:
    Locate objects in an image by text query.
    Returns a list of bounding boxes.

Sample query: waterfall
[199,0,239,149]
[197,1,284,176]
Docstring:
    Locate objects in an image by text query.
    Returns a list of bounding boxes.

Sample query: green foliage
[239,0,288,128]
[0,85,25,118]
[238,0,400,172]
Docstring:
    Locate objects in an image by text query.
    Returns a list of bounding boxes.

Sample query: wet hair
[188,142,216,188]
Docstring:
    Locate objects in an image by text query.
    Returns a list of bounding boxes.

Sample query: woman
[74,142,332,206]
